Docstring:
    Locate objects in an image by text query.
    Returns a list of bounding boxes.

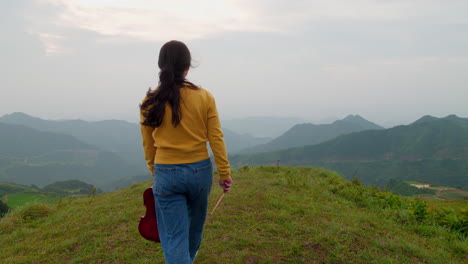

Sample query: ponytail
[140,41,197,128]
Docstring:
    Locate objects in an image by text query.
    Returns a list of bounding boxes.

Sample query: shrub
[0,200,10,217]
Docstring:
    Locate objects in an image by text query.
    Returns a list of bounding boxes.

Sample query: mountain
[222,128,271,153]
[0,112,144,167]
[222,116,306,138]
[412,114,468,126]
[0,122,140,190]
[240,115,384,153]
[231,115,468,189]
[0,122,95,156]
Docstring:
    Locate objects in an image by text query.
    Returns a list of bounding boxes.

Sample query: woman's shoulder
[183,85,214,99]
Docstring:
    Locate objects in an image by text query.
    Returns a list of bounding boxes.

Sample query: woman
[140,40,232,264]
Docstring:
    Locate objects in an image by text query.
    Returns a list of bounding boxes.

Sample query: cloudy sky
[1,0,467,127]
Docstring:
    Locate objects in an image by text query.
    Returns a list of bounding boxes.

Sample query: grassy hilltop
[0,166,466,264]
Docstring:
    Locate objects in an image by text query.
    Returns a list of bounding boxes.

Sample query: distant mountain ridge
[0,122,95,156]
[0,122,140,190]
[223,128,271,153]
[412,114,468,126]
[231,115,468,189]
[240,115,384,153]
[222,116,306,138]
[0,112,144,167]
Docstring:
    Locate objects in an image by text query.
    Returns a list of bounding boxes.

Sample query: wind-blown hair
[140,40,198,127]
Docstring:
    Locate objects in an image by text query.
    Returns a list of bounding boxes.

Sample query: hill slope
[0,167,466,263]
[241,115,384,153]
[231,115,468,189]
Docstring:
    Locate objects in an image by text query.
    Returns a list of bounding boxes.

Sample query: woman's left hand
[219,179,233,193]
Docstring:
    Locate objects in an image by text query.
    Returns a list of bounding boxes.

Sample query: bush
[0,200,10,217]
[321,172,467,239]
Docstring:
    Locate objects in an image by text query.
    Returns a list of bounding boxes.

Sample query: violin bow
[210,192,225,215]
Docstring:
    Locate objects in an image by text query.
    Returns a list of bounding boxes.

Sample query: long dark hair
[140,40,198,127]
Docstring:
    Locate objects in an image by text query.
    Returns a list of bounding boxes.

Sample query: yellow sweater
[140,86,231,180]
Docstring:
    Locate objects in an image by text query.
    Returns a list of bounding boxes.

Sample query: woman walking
[140,40,232,264]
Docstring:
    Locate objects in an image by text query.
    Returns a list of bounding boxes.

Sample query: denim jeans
[152,158,213,264]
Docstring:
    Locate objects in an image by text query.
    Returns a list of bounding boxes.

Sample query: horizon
[1,111,466,130]
[2,1,467,128]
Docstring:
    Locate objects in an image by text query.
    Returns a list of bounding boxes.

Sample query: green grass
[3,193,60,208]
[0,166,466,263]
[438,192,467,200]
[427,199,468,211]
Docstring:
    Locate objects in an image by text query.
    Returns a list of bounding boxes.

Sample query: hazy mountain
[0,112,275,158]
[222,116,306,138]
[0,122,95,156]
[412,114,468,126]
[0,122,141,190]
[231,115,468,189]
[240,115,384,153]
[0,112,144,167]
[223,128,271,153]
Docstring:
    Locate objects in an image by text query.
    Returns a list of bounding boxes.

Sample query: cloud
[38,33,68,55]
[35,0,280,42]
[31,0,468,44]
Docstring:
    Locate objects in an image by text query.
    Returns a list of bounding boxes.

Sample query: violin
[138,187,160,243]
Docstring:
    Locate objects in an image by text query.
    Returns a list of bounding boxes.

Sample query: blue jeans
[152,158,213,264]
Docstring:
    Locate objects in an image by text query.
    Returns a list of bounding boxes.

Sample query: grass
[439,192,467,200]
[3,193,60,208]
[0,166,466,263]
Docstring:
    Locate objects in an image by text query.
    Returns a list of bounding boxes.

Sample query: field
[408,181,468,200]
[2,193,60,208]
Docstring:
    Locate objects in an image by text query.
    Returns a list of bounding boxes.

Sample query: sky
[1,0,467,127]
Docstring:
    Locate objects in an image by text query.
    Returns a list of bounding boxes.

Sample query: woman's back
[141,85,230,180]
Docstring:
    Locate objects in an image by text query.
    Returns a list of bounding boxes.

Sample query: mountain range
[239,115,383,153]
[0,112,144,167]
[1,112,466,191]
[0,112,271,156]
[0,112,275,189]
[230,115,468,189]
[0,122,140,190]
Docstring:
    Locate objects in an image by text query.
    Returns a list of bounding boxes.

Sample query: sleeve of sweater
[206,92,231,180]
[140,111,157,176]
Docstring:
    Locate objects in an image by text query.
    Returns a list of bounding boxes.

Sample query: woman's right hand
[219,179,233,193]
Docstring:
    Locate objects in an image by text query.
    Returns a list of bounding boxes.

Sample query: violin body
[138,187,160,243]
